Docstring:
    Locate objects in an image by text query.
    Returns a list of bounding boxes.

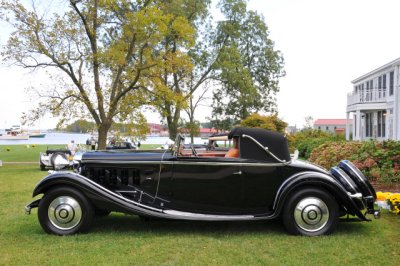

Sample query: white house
[346,57,400,141]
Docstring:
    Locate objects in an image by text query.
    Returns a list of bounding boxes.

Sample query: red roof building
[314,119,353,134]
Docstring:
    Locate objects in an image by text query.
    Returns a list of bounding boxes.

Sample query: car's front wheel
[38,186,94,235]
[283,188,338,236]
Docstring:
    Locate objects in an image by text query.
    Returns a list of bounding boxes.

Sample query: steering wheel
[191,145,198,157]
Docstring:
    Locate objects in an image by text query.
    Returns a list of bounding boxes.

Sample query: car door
[169,157,243,214]
[240,163,284,214]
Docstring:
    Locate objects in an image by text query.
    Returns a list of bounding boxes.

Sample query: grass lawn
[0,164,399,265]
[0,144,163,163]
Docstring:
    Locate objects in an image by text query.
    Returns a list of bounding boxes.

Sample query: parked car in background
[27,127,379,236]
[39,148,72,171]
[106,141,137,150]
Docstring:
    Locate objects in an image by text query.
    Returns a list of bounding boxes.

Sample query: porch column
[345,112,350,140]
[356,110,361,140]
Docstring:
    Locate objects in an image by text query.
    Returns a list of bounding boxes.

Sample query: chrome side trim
[82,160,288,167]
[242,134,289,164]
[163,210,254,220]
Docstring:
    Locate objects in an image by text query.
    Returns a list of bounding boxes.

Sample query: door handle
[233,171,242,175]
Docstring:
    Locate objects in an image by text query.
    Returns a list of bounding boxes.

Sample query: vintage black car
[25,127,379,236]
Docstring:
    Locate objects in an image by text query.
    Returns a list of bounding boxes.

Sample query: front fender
[273,171,368,221]
[32,171,164,217]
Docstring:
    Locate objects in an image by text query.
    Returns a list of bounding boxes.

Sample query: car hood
[81,149,174,163]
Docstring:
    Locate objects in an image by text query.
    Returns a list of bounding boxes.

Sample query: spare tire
[338,160,376,200]
[50,152,69,170]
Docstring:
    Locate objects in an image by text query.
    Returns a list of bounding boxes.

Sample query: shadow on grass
[89,213,371,236]
[91,213,286,236]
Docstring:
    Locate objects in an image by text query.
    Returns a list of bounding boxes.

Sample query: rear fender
[273,171,369,221]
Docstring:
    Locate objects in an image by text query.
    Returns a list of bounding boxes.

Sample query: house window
[390,71,394,96]
[382,74,386,97]
[326,126,329,131]
[378,76,382,90]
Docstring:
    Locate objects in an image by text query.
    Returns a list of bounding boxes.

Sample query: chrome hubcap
[48,196,82,230]
[294,197,329,232]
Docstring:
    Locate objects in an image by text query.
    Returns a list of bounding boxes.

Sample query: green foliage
[309,140,400,184]
[211,0,285,122]
[308,142,362,170]
[0,0,195,148]
[63,119,96,133]
[239,113,287,133]
[290,129,344,158]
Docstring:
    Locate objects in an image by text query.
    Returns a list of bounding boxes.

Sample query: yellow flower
[387,193,400,214]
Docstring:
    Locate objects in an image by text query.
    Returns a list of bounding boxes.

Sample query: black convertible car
[25,127,379,236]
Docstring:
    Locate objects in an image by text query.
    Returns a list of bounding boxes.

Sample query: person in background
[67,140,77,155]
[225,137,239,158]
[91,138,96,150]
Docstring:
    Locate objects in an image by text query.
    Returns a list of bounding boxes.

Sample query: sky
[1,0,400,130]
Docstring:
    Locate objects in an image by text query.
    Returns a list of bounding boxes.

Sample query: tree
[0,0,194,149]
[184,82,211,143]
[211,0,285,123]
[63,119,95,133]
[304,116,314,129]
[240,113,287,133]
[149,0,211,140]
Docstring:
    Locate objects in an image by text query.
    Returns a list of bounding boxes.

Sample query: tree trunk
[168,121,178,141]
[97,123,111,150]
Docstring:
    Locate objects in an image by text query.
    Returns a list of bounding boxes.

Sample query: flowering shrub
[387,193,400,214]
[376,191,400,214]
[308,140,400,184]
[308,142,362,169]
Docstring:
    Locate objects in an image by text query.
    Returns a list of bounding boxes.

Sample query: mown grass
[0,144,163,163]
[0,145,65,162]
[0,164,399,265]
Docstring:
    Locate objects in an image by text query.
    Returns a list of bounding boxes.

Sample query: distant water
[0,132,205,145]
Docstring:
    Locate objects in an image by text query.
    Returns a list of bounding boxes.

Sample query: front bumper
[25,199,40,215]
[348,193,380,220]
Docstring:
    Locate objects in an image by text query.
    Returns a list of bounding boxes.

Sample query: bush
[290,129,345,158]
[308,142,362,170]
[309,140,400,184]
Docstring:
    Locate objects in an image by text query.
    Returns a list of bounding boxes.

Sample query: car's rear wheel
[38,186,94,235]
[283,188,338,236]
